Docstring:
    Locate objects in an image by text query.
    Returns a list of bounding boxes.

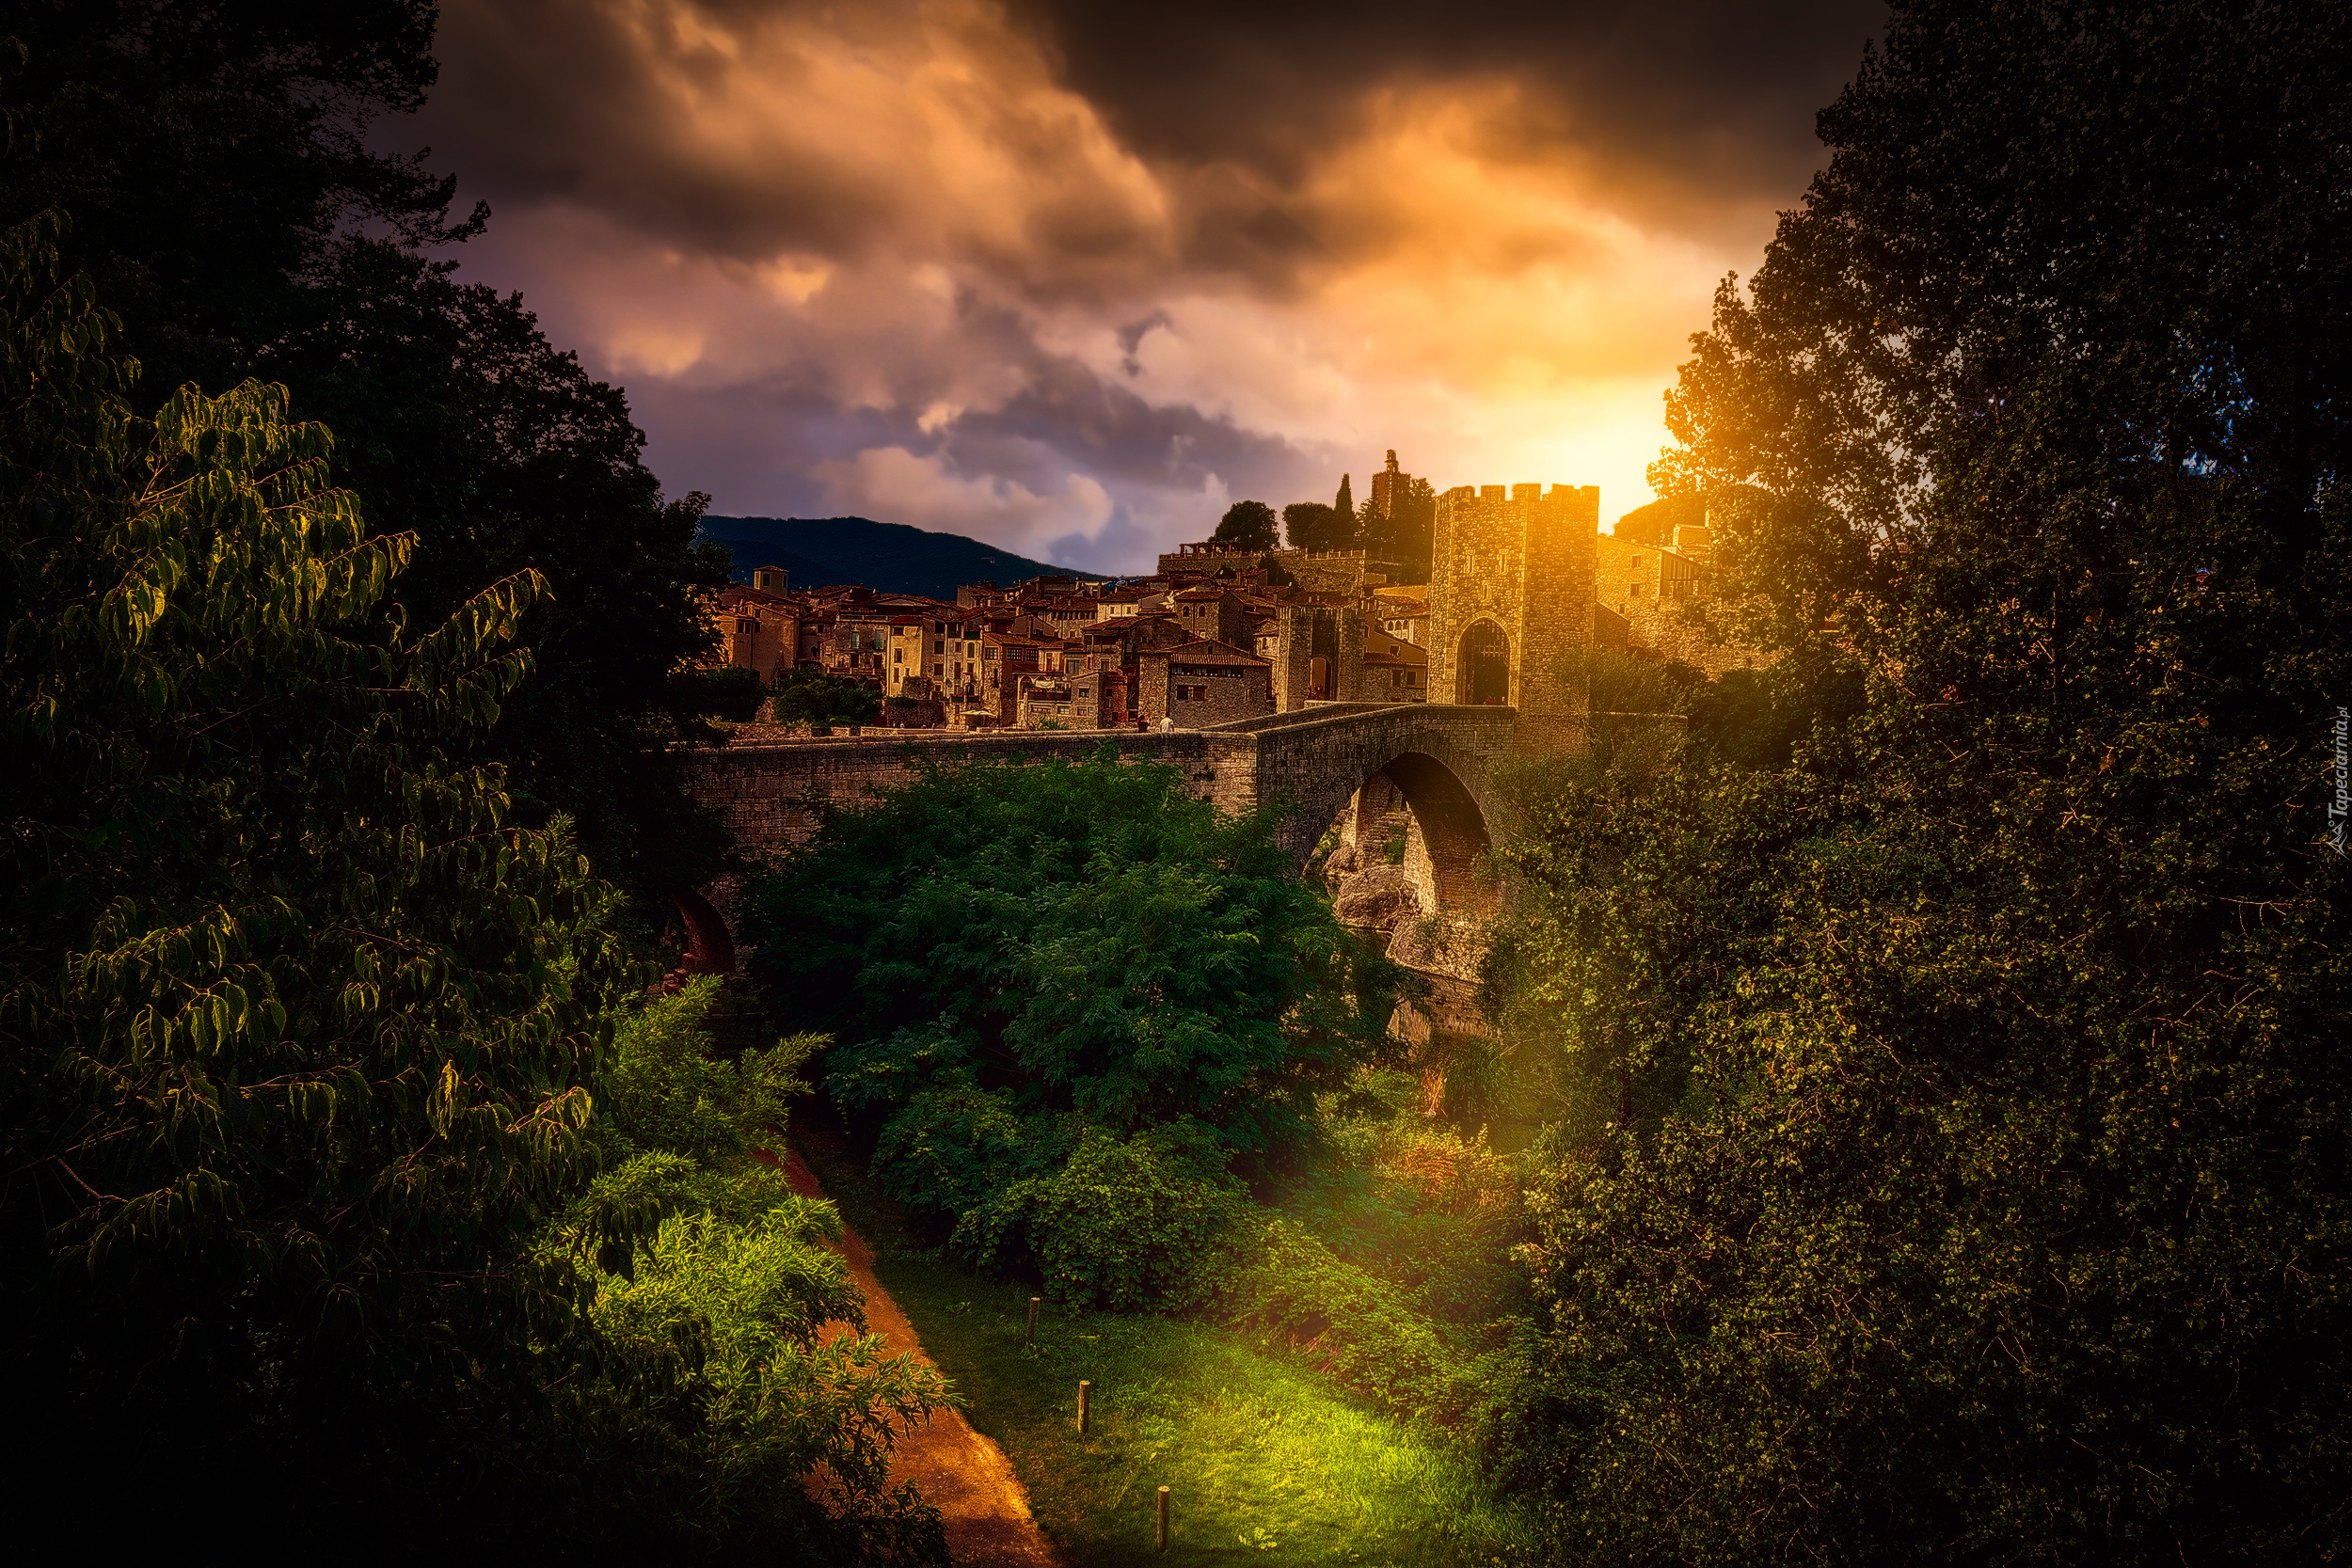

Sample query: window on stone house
[894,649,903,663]
[933,639,944,653]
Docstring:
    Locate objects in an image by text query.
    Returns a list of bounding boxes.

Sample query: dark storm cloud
[417,0,1882,296]
[609,323,1324,571]
[402,0,1884,565]
[1000,0,1884,254]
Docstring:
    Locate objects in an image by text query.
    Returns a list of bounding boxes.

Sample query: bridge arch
[1338,750,1495,911]
[1252,708,1509,916]
[680,703,1519,914]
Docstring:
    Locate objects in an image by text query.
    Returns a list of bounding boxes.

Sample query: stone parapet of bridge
[681,702,1519,910]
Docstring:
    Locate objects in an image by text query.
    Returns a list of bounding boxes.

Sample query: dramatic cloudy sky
[400,0,1883,571]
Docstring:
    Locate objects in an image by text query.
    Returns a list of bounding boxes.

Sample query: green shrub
[675,663,768,721]
[965,1122,1248,1311]
[743,747,1405,1272]
[1216,1212,1467,1424]
[575,1202,949,1561]
[532,982,952,1561]
[770,667,882,730]
[597,976,821,1164]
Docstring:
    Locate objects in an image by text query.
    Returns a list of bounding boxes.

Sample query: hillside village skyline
[700,447,1688,594]
[706,451,1747,738]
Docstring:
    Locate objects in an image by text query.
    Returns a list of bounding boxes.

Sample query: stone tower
[1369,450,1406,518]
[1426,482,1597,732]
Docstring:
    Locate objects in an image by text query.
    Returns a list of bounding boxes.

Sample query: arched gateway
[1456,620,1511,706]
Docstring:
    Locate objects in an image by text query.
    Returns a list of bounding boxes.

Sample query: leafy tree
[675,663,769,722]
[267,238,736,901]
[1283,499,1341,550]
[0,213,624,1540]
[0,2,471,399]
[1212,497,1279,551]
[0,10,736,913]
[1491,2,2352,1561]
[546,980,951,1562]
[769,665,885,730]
[0,219,945,1558]
[737,748,1406,1298]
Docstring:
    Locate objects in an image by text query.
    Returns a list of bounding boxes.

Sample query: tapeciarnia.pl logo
[2330,705,2349,855]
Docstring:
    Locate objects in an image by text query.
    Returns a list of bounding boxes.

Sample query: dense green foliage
[1283,474,1366,553]
[1212,497,1279,550]
[677,661,770,722]
[274,239,735,898]
[1487,2,2352,1560]
[549,981,951,1562]
[0,5,734,907]
[741,749,1408,1307]
[770,665,888,730]
[0,211,616,1536]
[1283,499,1345,551]
[0,215,944,1557]
[1223,1105,1530,1427]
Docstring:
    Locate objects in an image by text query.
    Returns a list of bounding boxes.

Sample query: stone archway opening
[1318,749,1497,921]
[659,884,739,995]
[1458,619,1510,705]
[1379,751,1495,913]
[1316,748,1501,1117]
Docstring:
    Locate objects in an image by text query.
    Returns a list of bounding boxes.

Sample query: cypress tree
[1334,472,1357,546]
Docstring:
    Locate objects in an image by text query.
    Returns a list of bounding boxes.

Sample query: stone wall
[681,729,1226,861]
[683,703,1519,891]
[1154,546,1402,595]
[1165,657,1273,724]
[1271,607,1313,711]
[1426,482,1597,741]
[1592,531,1769,678]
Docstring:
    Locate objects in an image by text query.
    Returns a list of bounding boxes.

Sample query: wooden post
[1077,1379,1091,1434]
[1156,1485,1169,1550]
[1027,1296,1040,1345]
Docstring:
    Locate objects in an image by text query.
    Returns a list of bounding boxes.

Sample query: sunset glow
[409,0,1879,568]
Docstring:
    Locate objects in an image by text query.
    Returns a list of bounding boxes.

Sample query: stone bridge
[679,701,1521,912]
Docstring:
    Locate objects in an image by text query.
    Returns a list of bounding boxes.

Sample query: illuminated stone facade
[1425,482,1598,733]
[1591,527,1767,678]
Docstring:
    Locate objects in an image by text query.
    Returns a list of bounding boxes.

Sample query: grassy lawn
[797,1132,1535,1567]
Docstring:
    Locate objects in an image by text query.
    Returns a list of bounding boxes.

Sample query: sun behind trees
[1482,2,2352,1560]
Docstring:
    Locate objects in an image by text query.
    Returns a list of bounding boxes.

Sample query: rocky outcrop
[1331,862,1422,934]
[1387,912,1487,986]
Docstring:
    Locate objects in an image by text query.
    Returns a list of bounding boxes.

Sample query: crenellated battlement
[1426,481,1598,737]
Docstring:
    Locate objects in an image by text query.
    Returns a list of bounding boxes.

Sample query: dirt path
[773,1147,1060,1567]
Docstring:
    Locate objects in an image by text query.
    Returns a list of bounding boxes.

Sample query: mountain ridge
[699,515,1096,601]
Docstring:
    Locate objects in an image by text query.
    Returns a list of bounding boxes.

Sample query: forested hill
[701,515,1091,599]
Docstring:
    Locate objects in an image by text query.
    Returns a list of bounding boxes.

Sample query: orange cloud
[412,0,1867,566]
